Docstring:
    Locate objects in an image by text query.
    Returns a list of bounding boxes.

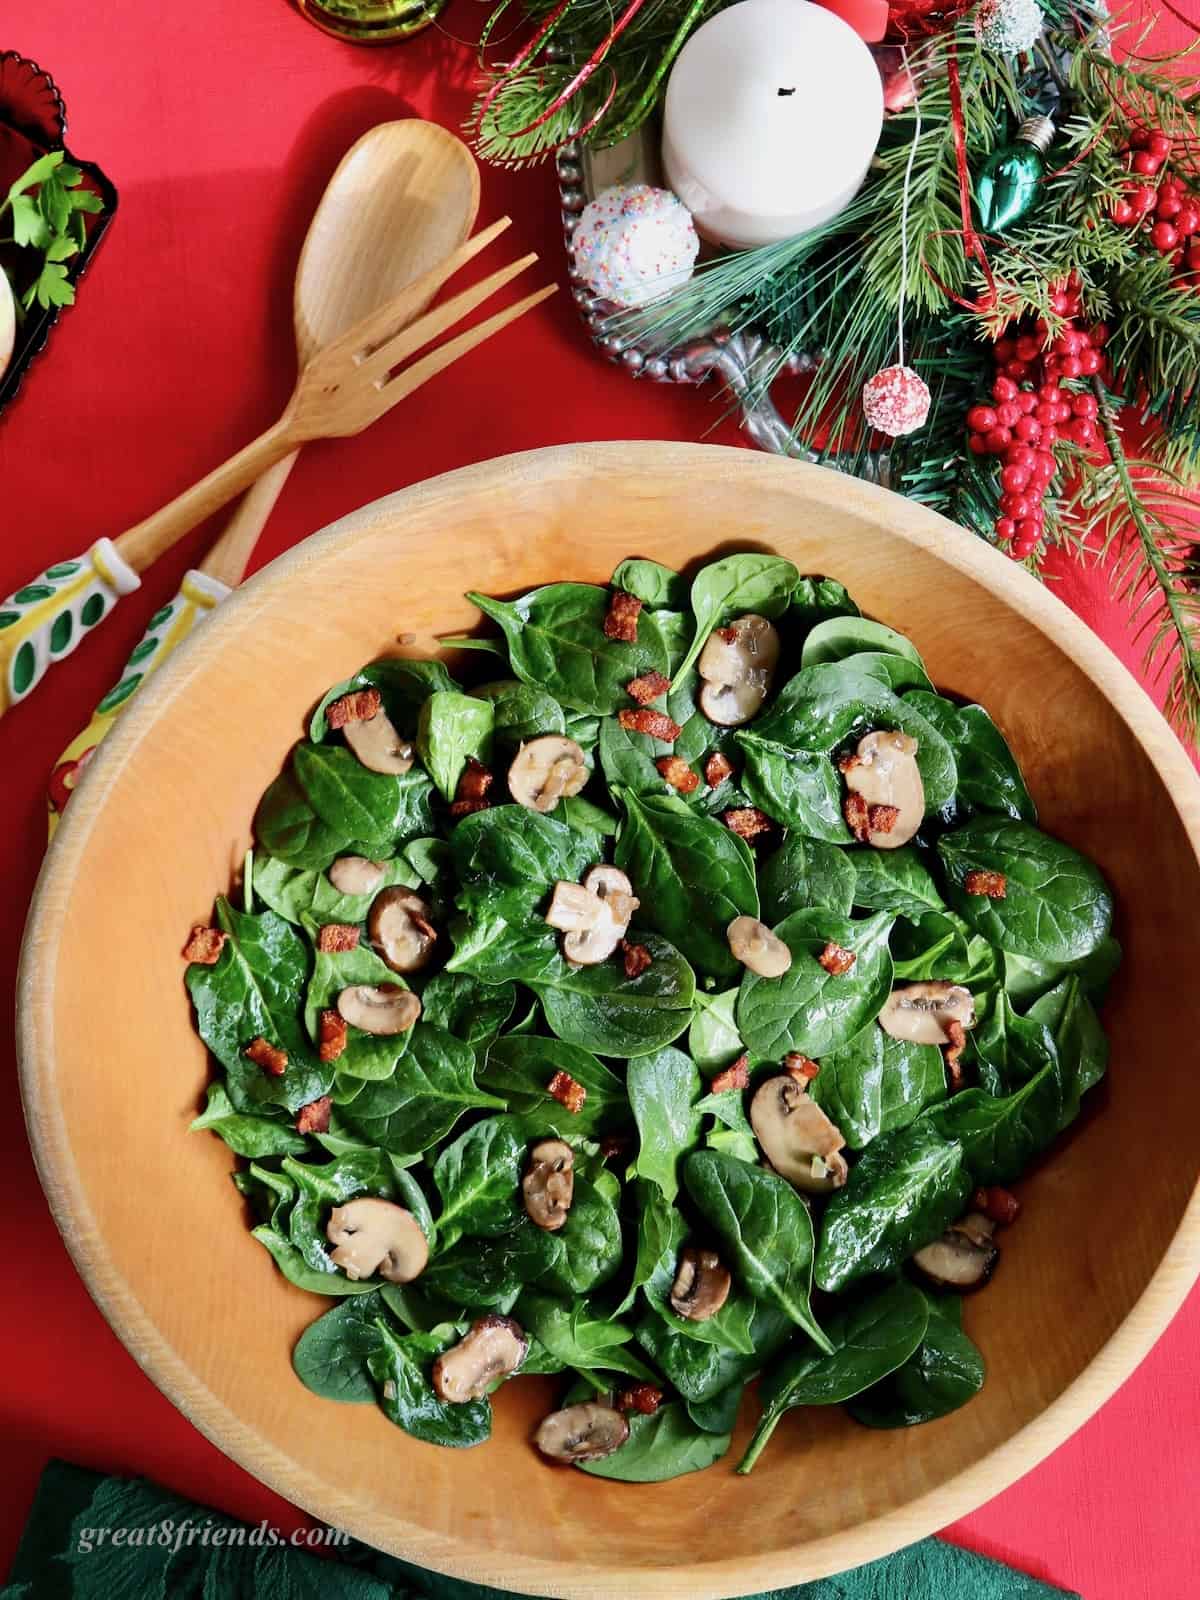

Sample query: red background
[0,3,1194,1593]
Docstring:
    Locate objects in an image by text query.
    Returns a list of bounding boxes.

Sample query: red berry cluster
[1110,129,1200,280]
[964,280,1105,563]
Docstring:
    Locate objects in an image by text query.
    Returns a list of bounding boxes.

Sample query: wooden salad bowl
[18,442,1200,1597]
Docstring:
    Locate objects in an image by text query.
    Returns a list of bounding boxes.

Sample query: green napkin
[4,1460,1079,1600]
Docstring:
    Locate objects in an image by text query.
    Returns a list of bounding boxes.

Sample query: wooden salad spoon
[45,118,481,831]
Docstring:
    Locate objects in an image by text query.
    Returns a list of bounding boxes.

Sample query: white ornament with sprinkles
[862,364,932,437]
[975,0,1045,56]
[572,184,699,308]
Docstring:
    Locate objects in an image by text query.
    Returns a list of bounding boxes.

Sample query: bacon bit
[618,708,683,741]
[818,941,856,977]
[456,756,494,803]
[973,1185,1022,1226]
[943,1018,968,1091]
[599,1132,633,1161]
[318,1009,348,1063]
[296,1096,332,1135]
[656,755,700,794]
[723,806,773,841]
[626,670,671,705]
[868,803,900,836]
[182,925,226,965]
[621,939,653,979]
[618,1383,664,1416]
[547,1070,587,1115]
[844,792,871,843]
[245,1036,288,1078]
[783,1053,821,1082]
[327,688,382,729]
[710,1054,750,1093]
[964,868,1008,899]
[837,752,862,775]
[603,589,643,642]
[449,797,491,818]
[714,626,738,644]
[317,923,360,954]
[704,752,735,788]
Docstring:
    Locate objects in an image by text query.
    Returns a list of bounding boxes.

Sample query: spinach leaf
[815,1121,970,1292]
[433,1117,524,1247]
[293,744,436,856]
[614,1182,685,1316]
[253,852,417,926]
[687,989,744,1074]
[684,1150,832,1352]
[517,1292,659,1382]
[686,1384,744,1435]
[254,769,348,869]
[339,1023,505,1157]
[420,972,516,1048]
[473,680,567,747]
[789,576,860,631]
[848,1293,985,1428]
[850,847,945,920]
[939,818,1113,962]
[906,692,1036,823]
[844,652,934,695]
[750,663,957,811]
[643,1245,759,1357]
[890,911,970,982]
[878,1032,948,1134]
[369,1320,492,1447]
[481,1035,629,1135]
[614,790,759,978]
[421,1222,556,1312]
[1002,936,1122,1006]
[759,834,857,923]
[532,933,696,1058]
[303,935,410,1081]
[452,803,600,902]
[927,1055,1064,1186]
[310,657,457,742]
[249,1200,379,1299]
[416,690,494,801]
[534,1172,624,1296]
[598,714,675,801]
[734,734,851,842]
[559,793,618,837]
[468,584,668,715]
[292,1291,392,1402]
[579,1402,732,1482]
[810,1027,946,1150]
[186,899,331,1115]
[801,617,926,671]
[446,903,561,985]
[697,1089,760,1166]
[635,1300,791,1402]
[671,554,801,687]
[736,909,895,1060]
[280,1148,435,1276]
[627,1046,702,1203]
[1027,976,1109,1126]
[737,1280,930,1473]
[970,992,1059,1097]
[190,1083,308,1158]
[611,557,689,611]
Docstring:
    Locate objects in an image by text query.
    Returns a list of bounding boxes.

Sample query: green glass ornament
[976,115,1055,234]
[296,0,448,42]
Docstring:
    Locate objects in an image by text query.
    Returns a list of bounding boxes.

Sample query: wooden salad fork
[0,216,554,719]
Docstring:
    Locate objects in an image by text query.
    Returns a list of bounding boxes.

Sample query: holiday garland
[469,2,1200,740]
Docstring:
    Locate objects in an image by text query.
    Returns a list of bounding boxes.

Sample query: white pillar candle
[663,0,885,250]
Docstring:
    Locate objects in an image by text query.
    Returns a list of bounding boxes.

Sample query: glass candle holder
[295,0,449,42]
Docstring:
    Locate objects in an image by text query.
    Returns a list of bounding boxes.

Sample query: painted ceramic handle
[0,539,141,717]
[46,569,231,838]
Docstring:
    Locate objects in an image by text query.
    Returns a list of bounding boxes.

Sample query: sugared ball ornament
[974,0,1044,55]
[862,363,931,436]
[571,184,699,308]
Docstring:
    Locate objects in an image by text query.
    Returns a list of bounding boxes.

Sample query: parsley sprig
[0,150,104,313]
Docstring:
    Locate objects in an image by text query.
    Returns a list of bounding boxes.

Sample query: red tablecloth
[0,4,1194,1594]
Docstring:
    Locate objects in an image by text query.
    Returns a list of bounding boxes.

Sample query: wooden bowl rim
[18,442,1200,1596]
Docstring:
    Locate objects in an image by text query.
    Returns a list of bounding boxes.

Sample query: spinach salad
[183,552,1118,1482]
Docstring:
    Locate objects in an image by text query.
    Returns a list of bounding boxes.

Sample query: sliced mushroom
[508,735,588,813]
[879,982,976,1046]
[534,1402,630,1463]
[698,614,781,727]
[843,729,925,847]
[750,1075,849,1194]
[328,855,387,896]
[368,886,437,974]
[432,1315,528,1402]
[326,1197,428,1282]
[343,707,415,776]
[727,915,792,978]
[336,983,421,1035]
[522,1138,575,1231]
[913,1212,998,1290]
[543,867,638,967]
[669,1245,732,1322]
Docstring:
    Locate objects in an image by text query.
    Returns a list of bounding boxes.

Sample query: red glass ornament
[884,0,974,40]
